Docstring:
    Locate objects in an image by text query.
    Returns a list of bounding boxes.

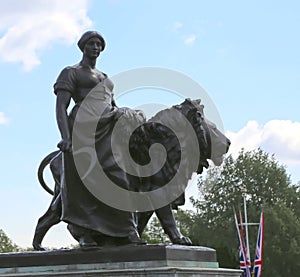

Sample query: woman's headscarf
[77,31,106,52]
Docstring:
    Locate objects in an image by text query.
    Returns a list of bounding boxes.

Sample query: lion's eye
[196,111,203,120]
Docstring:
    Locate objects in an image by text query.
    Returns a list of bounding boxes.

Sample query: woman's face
[84,37,103,59]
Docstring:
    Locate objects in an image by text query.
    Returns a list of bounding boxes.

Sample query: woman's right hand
[57,139,72,152]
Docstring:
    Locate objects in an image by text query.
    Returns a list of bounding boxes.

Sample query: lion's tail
[37,150,60,195]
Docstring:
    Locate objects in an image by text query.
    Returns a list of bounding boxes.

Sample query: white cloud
[226,120,300,166]
[168,21,199,46]
[0,112,9,125]
[173,21,183,31]
[0,0,92,71]
[167,21,183,33]
[183,34,196,46]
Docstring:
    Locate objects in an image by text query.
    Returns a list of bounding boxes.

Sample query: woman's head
[77,31,106,52]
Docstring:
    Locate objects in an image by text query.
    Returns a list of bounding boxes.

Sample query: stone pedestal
[0,245,241,276]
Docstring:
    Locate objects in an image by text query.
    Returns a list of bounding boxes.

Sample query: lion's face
[205,119,231,166]
[182,98,230,168]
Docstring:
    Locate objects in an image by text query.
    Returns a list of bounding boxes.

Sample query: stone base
[0,244,241,276]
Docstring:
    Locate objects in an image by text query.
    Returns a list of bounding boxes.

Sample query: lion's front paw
[171,236,192,246]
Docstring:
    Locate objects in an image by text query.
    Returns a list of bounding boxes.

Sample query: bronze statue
[33,31,145,250]
[32,31,231,251]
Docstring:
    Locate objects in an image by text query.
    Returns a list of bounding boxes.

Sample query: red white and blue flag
[253,212,264,277]
[234,211,252,277]
[239,246,252,277]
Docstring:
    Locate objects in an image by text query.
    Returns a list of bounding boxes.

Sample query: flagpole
[234,208,252,277]
[244,195,251,263]
[253,212,264,277]
[233,209,242,247]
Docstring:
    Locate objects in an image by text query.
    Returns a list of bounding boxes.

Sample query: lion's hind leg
[32,194,62,250]
[33,153,62,251]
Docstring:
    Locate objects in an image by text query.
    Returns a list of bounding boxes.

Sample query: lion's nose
[226,138,231,152]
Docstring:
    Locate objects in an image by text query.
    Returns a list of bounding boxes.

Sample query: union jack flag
[239,211,252,277]
[239,246,252,277]
[234,211,251,277]
[253,212,264,277]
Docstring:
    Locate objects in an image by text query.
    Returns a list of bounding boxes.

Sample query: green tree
[264,204,300,276]
[141,215,170,244]
[188,149,300,275]
[0,229,20,253]
[141,210,194,244]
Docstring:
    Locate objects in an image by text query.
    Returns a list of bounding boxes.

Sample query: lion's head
[176,98,230,171]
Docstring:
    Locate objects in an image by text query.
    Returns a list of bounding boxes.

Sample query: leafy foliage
[141,209,194,244]
[185,149,300,274]
[0,229,20,253]
[141,215,169,244]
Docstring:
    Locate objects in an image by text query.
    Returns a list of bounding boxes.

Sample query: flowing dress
[54,65,144,238]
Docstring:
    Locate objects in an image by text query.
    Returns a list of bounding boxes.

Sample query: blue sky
[0,0,299,248]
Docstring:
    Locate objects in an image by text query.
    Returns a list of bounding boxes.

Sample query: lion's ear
[194,99,201,105]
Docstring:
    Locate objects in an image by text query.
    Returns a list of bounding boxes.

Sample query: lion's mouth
[211,155,225,166]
